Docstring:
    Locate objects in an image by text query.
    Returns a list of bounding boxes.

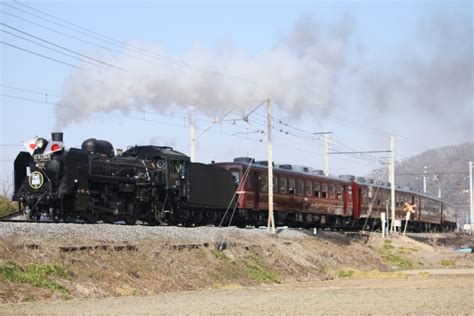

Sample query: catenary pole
[390,136,395,233]
[267,99,275,234]
[423,166,427,194]
[470,161,473,229]
[190,105,195,162]
[324,131,329,176]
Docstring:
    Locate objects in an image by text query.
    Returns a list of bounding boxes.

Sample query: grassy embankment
[0,195,17,218]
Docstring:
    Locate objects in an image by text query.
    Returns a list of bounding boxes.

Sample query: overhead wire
[1,2,394,172]
[0,23,126,70]
[1,28,108,68]
[0,84,60,98]
[0,93,189,128]
[0,83,221,124]
[0,93,266,146]
[254,110,383,166]
[1,92,382,171]
[248,114,381,168]
[1,2,262,85]
[0,41,80,68]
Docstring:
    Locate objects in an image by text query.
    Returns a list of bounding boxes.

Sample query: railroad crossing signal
[403,202,416,236]
[403,202,416,214]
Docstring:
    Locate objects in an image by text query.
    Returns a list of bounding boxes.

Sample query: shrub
[440,259,456,267]
[243,255,280,284]
[0,260,69,297]
[0,195,17,217]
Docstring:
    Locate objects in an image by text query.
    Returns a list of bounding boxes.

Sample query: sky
[0,0,473,193]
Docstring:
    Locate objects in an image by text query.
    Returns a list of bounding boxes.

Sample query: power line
[255,110,384,165]
[396,172,468,176]
[0,84,60,98]
[329,150,391,155]
[2,2,429,170]
[0,93,187,128]
[0,83,221,123]
[1,28,106,68]
[1,3,262,86]
[0,93,264,141]
[5,1,123,47]
[1,93,381,171]
[0,10,134,58]
[0,23,126,70]
[0,41,79,68]
[250,114,380,167]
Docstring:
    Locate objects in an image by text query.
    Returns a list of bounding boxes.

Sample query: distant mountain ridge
[371,142,473,223]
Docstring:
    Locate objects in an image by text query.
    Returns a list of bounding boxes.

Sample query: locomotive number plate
[33,153,51,162]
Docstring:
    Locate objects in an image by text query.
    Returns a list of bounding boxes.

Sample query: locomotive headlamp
[35,138,48,149]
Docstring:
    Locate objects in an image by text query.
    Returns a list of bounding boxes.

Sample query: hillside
[373,142,473,223]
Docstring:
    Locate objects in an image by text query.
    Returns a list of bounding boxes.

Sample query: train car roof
[354,179,456,204]
[213,161,351,183]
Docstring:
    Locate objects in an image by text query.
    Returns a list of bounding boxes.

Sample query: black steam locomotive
[13,133,236,225]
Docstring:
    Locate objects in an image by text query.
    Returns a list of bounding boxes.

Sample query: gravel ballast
[0,222,307,244]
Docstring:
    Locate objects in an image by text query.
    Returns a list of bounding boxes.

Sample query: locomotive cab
[122,145,190,194]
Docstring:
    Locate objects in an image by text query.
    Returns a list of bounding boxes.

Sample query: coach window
[279,177,287,194]
[321,183,328,198]
[272,176,278,191]
[305,181,312,196]
[328,184,335,199]
[314,183,320,197]
[289,179,295,195]
[297,179,304,196]
[361,189,367,203]
[260,175,268,192]
[231,170,240,185]
[245,173,251,189]
[336,185,343,200]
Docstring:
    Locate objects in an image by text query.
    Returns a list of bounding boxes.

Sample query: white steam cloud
[359,10,473,133]
[55,15,354,127]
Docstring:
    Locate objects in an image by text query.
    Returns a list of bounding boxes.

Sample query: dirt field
[2,272,473,315]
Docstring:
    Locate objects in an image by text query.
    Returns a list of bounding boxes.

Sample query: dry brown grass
[1,230,472,303]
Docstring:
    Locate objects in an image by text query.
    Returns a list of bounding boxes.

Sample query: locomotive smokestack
[51,132,63,142]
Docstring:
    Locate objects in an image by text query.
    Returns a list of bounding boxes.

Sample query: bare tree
[0,176,13,198]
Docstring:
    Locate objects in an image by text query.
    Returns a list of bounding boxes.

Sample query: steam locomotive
[13,133,236,225]
[13,133,457,231]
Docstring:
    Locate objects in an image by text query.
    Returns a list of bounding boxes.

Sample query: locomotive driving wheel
[83,213,99,224]
[124,215,137,225]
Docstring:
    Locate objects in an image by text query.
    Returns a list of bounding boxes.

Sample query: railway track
[0,211,57,223]
[0,211,23,220]
[0,216,452,237]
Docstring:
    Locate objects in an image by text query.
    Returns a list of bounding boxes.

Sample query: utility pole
[323,131,329,176]
[267,99,275,234]
[389,136,395,233]
[189,105,195,162]
[470,161,473,229]
[313,131,332,176]
[423,166,427,194]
